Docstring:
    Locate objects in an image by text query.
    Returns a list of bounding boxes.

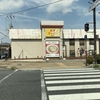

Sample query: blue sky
[0,0,100,42]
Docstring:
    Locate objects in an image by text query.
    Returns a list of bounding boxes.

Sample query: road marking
[47,84,100,91]
[44,69,100,73]
[45,74,100,79]
[0,69,18,83]
[46,78,100,84]
[49,93,100,100]
[43,68,100,100]
[41,70,47,100]
[44,68,95,72]
[44,71,100,76]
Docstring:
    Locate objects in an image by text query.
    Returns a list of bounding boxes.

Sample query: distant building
[0,42,11,58]
[9,20,100,59]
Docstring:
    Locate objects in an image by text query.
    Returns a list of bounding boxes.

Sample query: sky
[0,0,100,43]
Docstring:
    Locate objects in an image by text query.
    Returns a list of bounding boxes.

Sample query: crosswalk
[43,68,100,100]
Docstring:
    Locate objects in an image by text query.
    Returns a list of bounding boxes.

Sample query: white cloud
[0,0,24,12]
[71,5,92,16]
[0,0,79,15]
[62,9,72,14]
[46,0,78,14]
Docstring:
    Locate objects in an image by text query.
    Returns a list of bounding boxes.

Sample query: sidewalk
[0,59,91,70]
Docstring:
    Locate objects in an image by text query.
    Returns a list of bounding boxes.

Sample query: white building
[9,20,100,59]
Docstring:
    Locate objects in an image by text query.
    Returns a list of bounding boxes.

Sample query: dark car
[0,53,6,59]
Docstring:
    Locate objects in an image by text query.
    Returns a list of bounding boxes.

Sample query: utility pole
[0,41,1,59]
[8,15,14,29]
[88,0,99,64]
[93,0,97,64]
[62,31,64,58]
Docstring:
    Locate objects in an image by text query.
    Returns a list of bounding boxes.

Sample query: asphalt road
[1,67,100,100]
[0,70,41,100]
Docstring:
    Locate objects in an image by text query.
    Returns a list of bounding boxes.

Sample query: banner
[45,28,60,37]
[46,41,60,57]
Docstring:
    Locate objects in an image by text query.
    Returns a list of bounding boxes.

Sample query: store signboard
[46,41,60,57]
[45,28,61,37]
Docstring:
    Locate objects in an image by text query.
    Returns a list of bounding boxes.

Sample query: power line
[0,0,63,16]
[0,28,7,32]
[0,31,9,38]
[0,32,9,40]
[13,16,19,28]
[0,6,8,15]
[0,29,39,58]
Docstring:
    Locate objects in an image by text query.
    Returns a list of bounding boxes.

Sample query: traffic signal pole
[93,0,97,64]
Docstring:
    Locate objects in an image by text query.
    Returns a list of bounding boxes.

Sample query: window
[70,50,75,57]
[79,39,84,46]
[89,39,94,45]
[69,39,75,46]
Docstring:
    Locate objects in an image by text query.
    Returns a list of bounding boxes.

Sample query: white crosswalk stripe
[43,68,100,100]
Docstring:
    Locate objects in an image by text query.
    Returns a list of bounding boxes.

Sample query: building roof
[40,20,64,28]
[0,42,10,46]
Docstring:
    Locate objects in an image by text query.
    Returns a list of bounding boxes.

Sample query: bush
[97,54,100,64]
[10,66,15,70]
[93,64,100,68]
[86,55,94,65]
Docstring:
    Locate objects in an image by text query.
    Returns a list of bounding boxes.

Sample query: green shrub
[93,64,100,68]
[97,54,100,64]
[86,55,94,65]
[10,66,15,70]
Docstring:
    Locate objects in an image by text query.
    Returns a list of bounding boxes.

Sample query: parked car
[0,53,6,59]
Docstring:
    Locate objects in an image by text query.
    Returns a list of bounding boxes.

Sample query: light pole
[84,35,87,65]
[93,0,97,64]
[62,29,65,58]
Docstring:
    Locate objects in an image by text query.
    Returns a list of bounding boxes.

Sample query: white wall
[11,39,43,59]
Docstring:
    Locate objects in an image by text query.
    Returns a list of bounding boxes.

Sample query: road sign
[89,0,100,12]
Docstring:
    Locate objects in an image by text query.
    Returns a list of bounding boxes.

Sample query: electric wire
[0,6,8,15]
[0,32,9,40]
[0,4,10,17]
[9,16,38,58]
[0,0,63,16]
[0,0,63,58]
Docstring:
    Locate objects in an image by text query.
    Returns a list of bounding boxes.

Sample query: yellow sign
[45,28,60,37]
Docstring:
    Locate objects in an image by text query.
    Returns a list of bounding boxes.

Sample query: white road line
[0,69,18,83]
[47,84,100,91]
[49,93,100,100]
[44,68,96,72]
[41,70,47,100]
[44,69,100,100]
[45,74,100,79]
[44,70,100,73]
[46,78,100,84]
[44,71,100,76]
